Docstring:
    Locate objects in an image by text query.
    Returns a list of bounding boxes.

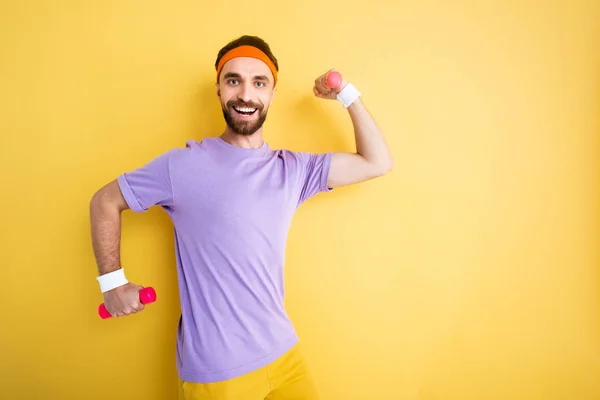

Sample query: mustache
[226,100,263,110]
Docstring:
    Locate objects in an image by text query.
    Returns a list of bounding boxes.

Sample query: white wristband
[336,82,361,108]
[97,268,128,293]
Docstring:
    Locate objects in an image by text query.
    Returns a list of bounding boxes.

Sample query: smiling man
[89,35,393,399]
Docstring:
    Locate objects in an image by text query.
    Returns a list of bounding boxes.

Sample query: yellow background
[1,1,598,399]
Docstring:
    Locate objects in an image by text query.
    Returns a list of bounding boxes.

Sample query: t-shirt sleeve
[296,151,334,206]
[117,149,176,213]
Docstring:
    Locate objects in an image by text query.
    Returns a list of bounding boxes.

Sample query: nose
[237,82,252,103]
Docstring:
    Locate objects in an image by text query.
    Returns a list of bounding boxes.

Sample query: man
[89,35,393,399]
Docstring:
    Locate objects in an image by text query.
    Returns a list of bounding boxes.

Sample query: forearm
[347,97,393,172]
[90,194,123,275]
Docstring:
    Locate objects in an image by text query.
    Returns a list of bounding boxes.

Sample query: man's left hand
[313,69,348,100]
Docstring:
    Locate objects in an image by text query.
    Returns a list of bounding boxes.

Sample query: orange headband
[216,45,278,85]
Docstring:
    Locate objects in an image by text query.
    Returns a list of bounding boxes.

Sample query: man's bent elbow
[376,159,394,176]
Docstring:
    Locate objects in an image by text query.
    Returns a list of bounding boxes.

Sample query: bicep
[327,152,386,188]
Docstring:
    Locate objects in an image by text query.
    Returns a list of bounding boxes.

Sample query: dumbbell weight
[98,287,157,319]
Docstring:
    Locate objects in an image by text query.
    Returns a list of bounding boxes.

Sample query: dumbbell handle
[98,287,157,319]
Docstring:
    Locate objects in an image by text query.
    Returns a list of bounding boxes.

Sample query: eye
[255,81,266,87]
[227,79,239,85]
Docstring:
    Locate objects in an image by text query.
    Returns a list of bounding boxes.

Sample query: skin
[90,55,393,317]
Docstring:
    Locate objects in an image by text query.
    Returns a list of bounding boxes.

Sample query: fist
[313,69,348,100]
[102,282,145,318]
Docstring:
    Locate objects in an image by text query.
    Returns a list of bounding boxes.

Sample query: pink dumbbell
[326,71,343,89]
[98,287,157,319]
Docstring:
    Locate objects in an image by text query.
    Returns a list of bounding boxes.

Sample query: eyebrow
[223,72,270,83]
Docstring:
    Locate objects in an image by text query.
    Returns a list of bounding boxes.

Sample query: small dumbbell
[98,287,157,319]
[326,71,343,89]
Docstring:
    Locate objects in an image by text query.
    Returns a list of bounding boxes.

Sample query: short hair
[214,35,279,78]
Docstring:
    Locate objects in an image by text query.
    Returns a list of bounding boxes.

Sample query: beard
[221,99,268,136]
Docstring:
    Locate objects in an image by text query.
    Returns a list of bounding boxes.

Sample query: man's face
[216,57,276,136]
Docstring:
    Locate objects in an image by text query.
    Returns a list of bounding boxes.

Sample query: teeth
[234,107,256,112]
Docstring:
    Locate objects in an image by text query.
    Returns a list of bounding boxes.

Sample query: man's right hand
[102,282,146,317]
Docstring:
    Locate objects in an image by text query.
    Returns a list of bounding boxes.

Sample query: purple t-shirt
[117,136,333,383]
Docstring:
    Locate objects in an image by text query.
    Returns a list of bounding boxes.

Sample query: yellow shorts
[178,343,321,400]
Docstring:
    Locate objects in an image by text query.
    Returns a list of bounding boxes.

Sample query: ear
[215,81,220,97]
